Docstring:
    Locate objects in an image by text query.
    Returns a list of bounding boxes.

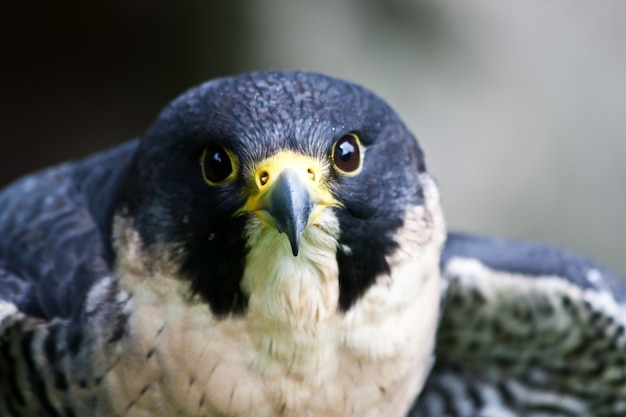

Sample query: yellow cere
[235,151,343,225]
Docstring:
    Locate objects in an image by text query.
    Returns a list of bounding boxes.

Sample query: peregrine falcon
[0,70,624,417]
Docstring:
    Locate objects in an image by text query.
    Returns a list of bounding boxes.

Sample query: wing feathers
[412,233,626,417]
[0,141,138,321]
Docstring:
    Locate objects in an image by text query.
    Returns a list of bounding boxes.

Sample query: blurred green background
[1,1,624,276]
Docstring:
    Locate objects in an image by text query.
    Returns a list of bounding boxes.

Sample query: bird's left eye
[201,144,236,185]
[332,133,363,175]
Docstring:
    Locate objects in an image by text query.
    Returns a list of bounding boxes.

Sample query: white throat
[241,210,340,354]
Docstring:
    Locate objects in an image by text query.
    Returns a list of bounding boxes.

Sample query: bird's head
[114,70,443,321]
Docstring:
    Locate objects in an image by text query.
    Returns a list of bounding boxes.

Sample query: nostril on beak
[259,171,270,187]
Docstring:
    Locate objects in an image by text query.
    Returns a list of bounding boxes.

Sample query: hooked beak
[236,152,340,256]
[264,169,311,256]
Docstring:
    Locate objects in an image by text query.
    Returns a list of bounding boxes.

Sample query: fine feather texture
[1,70,624,417]
[0,141,137,320]
[412,234,626,416]
[0,71,441,416]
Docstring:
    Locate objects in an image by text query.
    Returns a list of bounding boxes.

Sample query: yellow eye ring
[331,133,363,176]
[201,144,238,185]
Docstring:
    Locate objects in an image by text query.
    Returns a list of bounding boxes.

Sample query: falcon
[0,70,624,417]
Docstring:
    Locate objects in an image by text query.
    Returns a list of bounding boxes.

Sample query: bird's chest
[100,204,443,417]
[98,271,438,417]
[100,306,429,417]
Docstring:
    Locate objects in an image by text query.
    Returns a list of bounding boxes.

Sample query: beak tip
[281,229,300,256]
[268,169,311,257]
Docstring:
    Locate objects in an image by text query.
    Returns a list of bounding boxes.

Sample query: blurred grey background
[1,1,624,276]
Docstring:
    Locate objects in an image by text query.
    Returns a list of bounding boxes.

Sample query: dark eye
[332,133,362,175]
[201,144,235,185]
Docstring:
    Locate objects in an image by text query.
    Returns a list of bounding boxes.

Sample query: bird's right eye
[201,144,236,185]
